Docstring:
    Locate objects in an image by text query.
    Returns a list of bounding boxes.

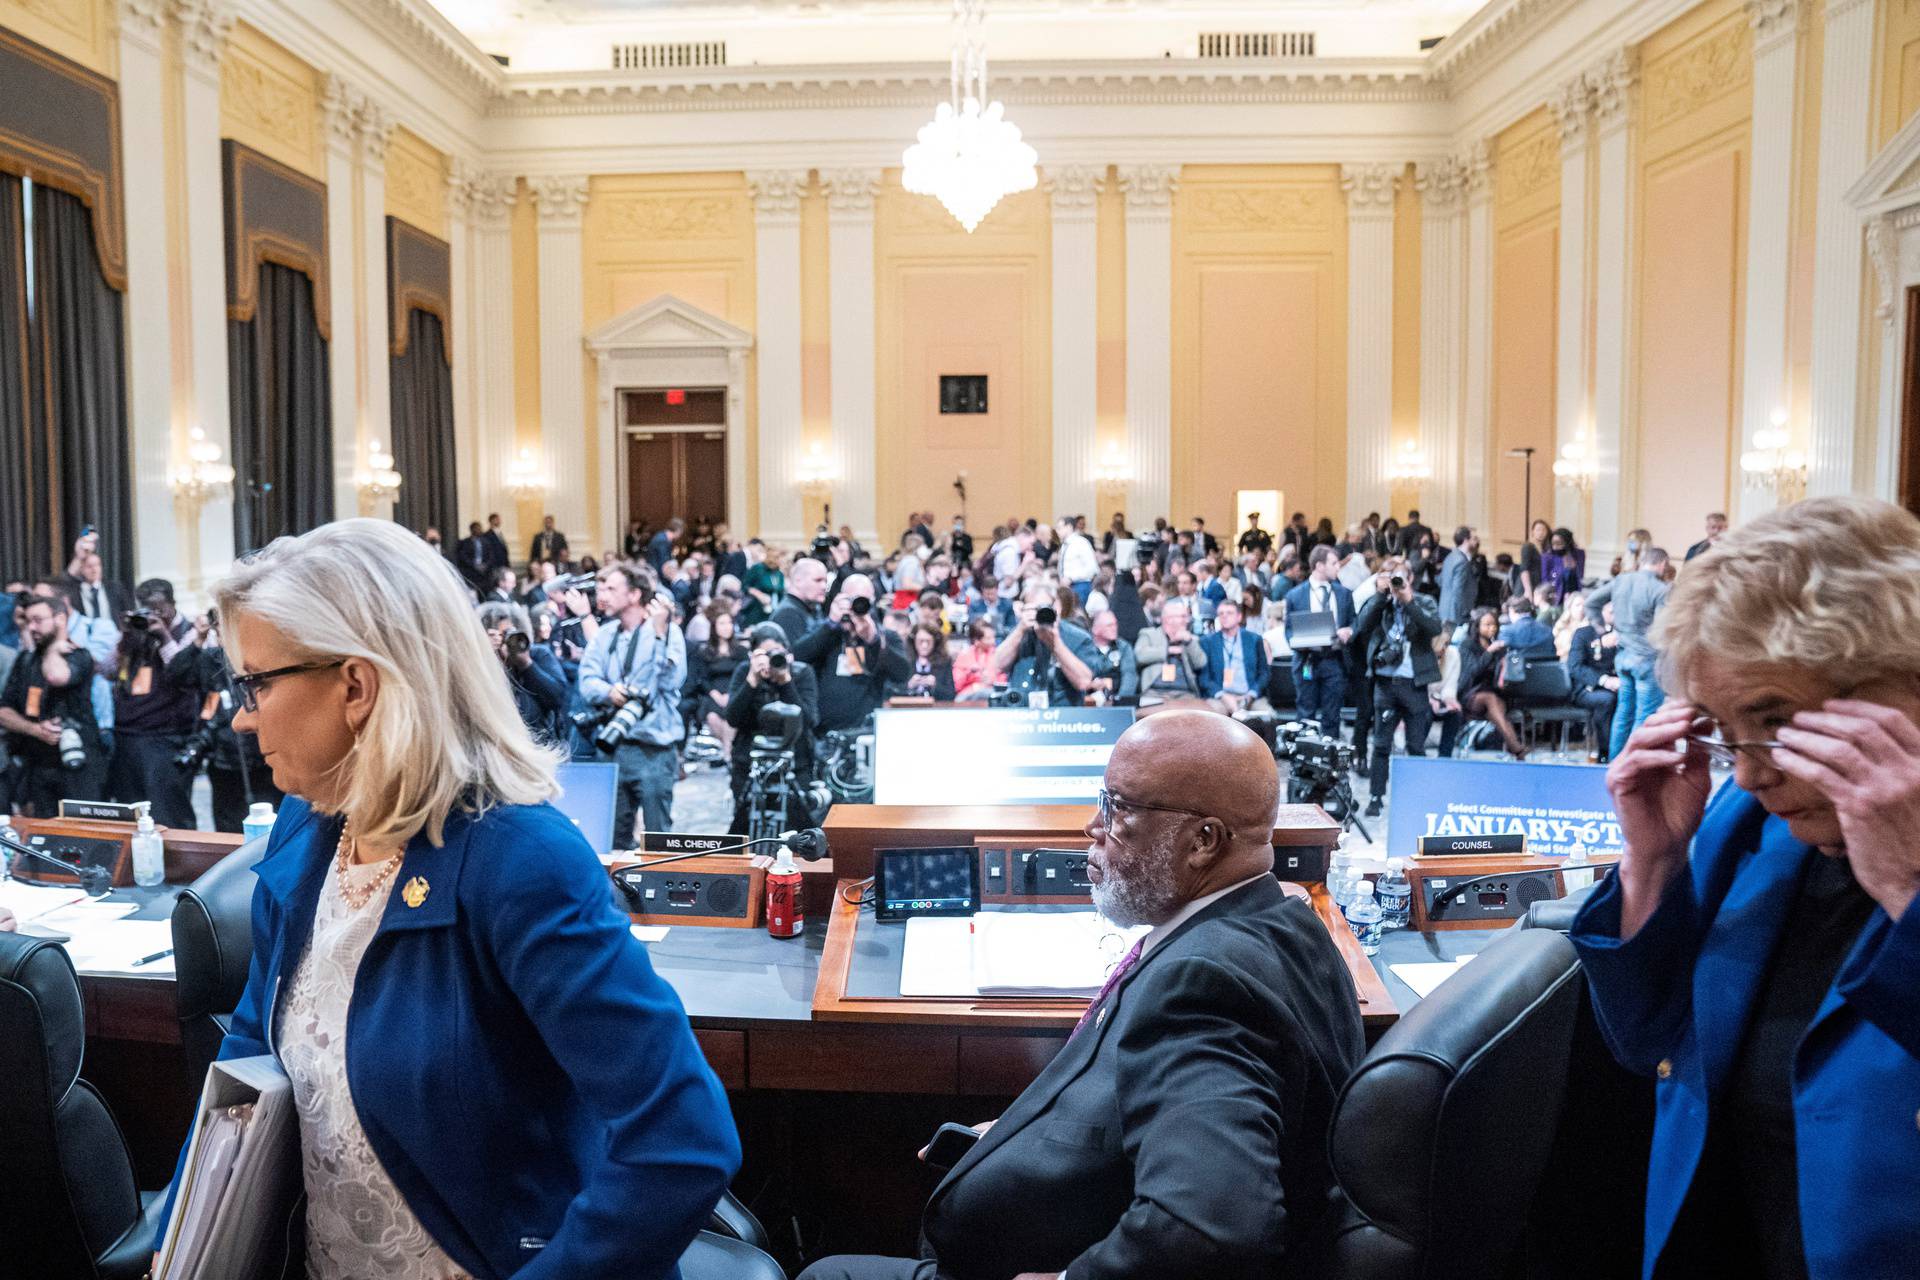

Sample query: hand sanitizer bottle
[131,803,165,888]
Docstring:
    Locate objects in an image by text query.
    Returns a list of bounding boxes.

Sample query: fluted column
[1049,165,1104,521]
[1343,163,1399,526]
[1461,141,1497,533]
[172,0,236,576]
[1589,49,1637,559]
[1119,164,1177,525]
[320,76,364,523]
[446,164,478,525]
[469,174,517,529]
[533,176,590,538]
[1415,157,1466,526]
[1808,0,1876,496]
[357,104,394,518]
[1550,73,1594,533]
[823,168,880,545]
[749,169,809,545]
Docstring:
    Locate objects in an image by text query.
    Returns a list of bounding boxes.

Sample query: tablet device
[553,761,619,855]
[1289,610,1337,649]
[874,846,982,922]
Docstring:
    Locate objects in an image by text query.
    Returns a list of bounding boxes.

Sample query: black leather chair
[1327,927,1585,1280]
[0,931,165,1280]
[168,847,786,1278]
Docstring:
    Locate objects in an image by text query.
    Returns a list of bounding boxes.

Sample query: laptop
[553,761,619,856]
[1289,610,1337,649]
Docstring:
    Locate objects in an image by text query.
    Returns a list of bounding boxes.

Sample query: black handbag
[1501,649,1529,687]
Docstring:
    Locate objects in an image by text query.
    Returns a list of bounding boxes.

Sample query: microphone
[0,829,113,897]
[626,828,829,871]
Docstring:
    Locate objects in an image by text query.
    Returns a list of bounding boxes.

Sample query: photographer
[1352,569,1442,817]
[189,632,283,832]
[106,580,204,829]
[991,581,1098,707]
[0,592,107,813]
[794,574,912,730]
[480,601,570,746]
[579,566,687,845]
[724,624,819,833]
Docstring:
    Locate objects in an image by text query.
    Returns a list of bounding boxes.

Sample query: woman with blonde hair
[153,519,739,1279]
[1572,496,1920,1277]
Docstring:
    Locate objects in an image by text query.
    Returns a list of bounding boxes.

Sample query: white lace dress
[276,856,471,1280]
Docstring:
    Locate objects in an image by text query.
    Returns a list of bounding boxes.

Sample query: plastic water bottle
[1377,858,1412,931]
[1347,881,1383,956]
[131,803,165,888]
[1326,849,1353,910]
[242,802,277,845]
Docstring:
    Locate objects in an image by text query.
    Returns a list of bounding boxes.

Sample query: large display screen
[872,707,1133,806]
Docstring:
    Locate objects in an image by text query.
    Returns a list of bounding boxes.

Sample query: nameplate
[59,799,140,824]
[640,831,750,855]
[1416,832,1527,858]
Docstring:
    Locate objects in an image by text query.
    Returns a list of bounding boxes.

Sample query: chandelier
[901,0,1038,233]
[1740,408,1807,501]
[171,426,235,503]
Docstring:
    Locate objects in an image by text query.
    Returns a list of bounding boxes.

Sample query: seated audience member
[992,581,1099,707]
[798,711,1365,1280]
[725,623,819,832]
[1571,496,1920,1278]
[687,602,749,756]
[1084,608,1138,707]
[1567,600,1620,763]
[740,539,782,626]
[795,574,912,731]
[1241,584,1268,634]
[950,619,1005,702]
[1199,598,1268,713]
[479,601,570,746]
[893,623,957,701]
[915,588,951,637]
[1553,590,1587,660]
[1429,633,1464,758]
[1498,597,1558,659]
[1135,598,1210,703]
[0,590,108,812]
[1352,570,1442,815]
[107,579,204,829]
[1458,607,1527,759]
[152,519,738,1278]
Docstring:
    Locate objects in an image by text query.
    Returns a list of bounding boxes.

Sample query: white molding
[1343,162,1399,525]
[1590,71,1634,561]
[1550,72,1592,536]
[1120,164,1177,525]
[1416,157,1467,525]
[749,178,807,539]
[825,170,881,545]
[1426,0,1578,85]
[537,177,592,540]
[1738,0,1802,521]
[1049,164,1104,521]
[1461,141,1496,534]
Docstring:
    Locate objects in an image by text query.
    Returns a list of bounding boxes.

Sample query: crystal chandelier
[901,0,1038,233]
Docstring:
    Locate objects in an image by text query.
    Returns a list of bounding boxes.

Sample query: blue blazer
[1570,785,1920,1280]
[1197,629,1268,699]
[156,796,741,1279]
[1281,579,1354,663]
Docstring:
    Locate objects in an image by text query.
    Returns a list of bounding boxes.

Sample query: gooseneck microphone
[625,828,829,871]
[0,829,114,897]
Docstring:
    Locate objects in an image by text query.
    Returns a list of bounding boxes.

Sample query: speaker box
[610,855,765,928]
[1406,854,1615,931]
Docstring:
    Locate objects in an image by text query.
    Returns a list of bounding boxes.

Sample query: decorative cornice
[321,74,362,154]
[1462,139,1497,201]
[1826,0,1873,18]
[531,174,589,224]
[1414,156,1468,212]
[746,169,810,219]
[170,0,233,74]
[490,58,1437,118]
[115,0,168,49]
[821,167,880,216]
[1118,164,1178,213]
[1588,47,1640,131]
[334,0,504,102]
[1426,0,1579,86]
[1549,71,1595,152]
[1340,162,1401,212]
[1745,0,1802,56]
[356,100,395,166]
[466,171,517,230]
[1045,164,1106,216]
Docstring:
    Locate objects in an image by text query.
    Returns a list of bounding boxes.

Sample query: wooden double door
[624,387,727,531]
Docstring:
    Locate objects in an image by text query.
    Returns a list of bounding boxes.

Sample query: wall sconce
[1388,441,1430,486]
[171,426,235,503]
[1552,433,1598,493]
[506,447,546,501]
[356,440,404,502]
[1094,442,1131,490]
[797,441,836,497]
[1740,407,1807,502]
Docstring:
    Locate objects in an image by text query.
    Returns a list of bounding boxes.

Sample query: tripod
[1290,764,1373,843]
[743,741,797,844]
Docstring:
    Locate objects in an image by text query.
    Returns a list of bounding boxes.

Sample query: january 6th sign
[1385,757,1625,860]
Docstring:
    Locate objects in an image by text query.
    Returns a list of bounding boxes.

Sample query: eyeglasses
[230,661,344,712]
[1095,787,1222,834]
[1683,732,1783,769]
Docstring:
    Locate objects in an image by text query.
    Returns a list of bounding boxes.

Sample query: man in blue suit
[1199,598,1268,713]
[1283,546,1354,740]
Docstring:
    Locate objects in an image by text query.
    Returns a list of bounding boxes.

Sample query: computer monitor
[872,707,1132,806]
[553,761,619,854]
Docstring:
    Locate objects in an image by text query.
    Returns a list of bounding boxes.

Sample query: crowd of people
[0,501,1725,841]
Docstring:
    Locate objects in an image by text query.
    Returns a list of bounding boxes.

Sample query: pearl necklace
[334,827,405,912]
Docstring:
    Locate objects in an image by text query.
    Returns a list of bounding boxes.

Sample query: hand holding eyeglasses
[1606,701,1714,939]
[1774,698,1920,922]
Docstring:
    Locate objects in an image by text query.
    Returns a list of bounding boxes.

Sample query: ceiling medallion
[900,0,1038,233]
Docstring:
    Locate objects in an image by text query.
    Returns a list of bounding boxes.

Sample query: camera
[1389,576,1405,591]
[812,532,840,558]
[505,631,531,658]
[1034,606,1058,627]
[768,650,789,671]
[849,596,872,618]
[58,726,86,771]
[174,721,216,772]
[1135,531,1162,565]
[580,687,655,751]
[123,610,154,633]
[1274,720,1355,783]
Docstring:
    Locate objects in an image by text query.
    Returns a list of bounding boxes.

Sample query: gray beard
[1090,830,1182,928]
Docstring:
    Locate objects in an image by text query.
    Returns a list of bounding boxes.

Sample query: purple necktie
[1072,939,1144,1039]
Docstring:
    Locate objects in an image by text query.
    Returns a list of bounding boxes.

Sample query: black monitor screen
[875,846,981,921]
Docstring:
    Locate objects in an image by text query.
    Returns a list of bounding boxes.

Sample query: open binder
[155,1055,300,1280]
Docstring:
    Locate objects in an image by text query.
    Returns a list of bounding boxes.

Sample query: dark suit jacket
[1282,578,1355,668]
[1351,591,1442,684]
[1198,628,1269,699]
[456,535,491,590]
[481,529,510,572]
[62,577,134,623]
[922,876,1365,1280]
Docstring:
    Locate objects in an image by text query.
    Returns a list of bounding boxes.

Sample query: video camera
[575,687,656,750]
[1272,720,1368,838]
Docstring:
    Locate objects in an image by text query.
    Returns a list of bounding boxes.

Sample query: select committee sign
[1385,756,1625,860]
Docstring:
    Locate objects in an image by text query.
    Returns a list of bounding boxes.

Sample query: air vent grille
[612,42,727,70]
[1199,31,1316,59]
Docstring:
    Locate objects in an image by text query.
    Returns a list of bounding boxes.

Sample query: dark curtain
[230,261,331,554]
[0,174,33,578]
[390,307,456,537]
[31,185,129,579]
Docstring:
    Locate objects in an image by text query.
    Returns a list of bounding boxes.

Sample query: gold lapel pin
[402,876,429,909]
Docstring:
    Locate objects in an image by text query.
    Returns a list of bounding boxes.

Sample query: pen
[131,948,173,967]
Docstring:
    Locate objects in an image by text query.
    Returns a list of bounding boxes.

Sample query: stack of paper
[157,1056,299,1280]
[897,913,1149,999]
[1388,955,1479,999]
[0,879,97,925]
[57,918,176,977]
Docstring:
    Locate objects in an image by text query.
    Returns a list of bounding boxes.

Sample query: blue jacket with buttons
[1570,784,1920,1280]
[154,794,741,1279]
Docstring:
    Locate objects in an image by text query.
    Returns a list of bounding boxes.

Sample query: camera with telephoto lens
[173,720,216,772]
[1389,575,1405,591]
[504,631,531,658]
[1135,531,1162,565]
[849,595,872,617]
[58,726,86,770]
[583,686,655,751]
[1034,606,1058,627]
[123,610,154,633]
[552,572,598,611]
[768,650,789,671]
[812,531,840,558]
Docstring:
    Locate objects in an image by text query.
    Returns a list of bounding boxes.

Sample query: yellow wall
[1171,164,1347,534]
[1491,108,1559,554]
[579,171,759,538]
[0,0,113,77]
[876,174,1051,540]
[1632,0,1751,552]
[385,126,447,239]
[510,179,542,538]
[1389,166,1422,522]
[219,21,321,181]
[1878,0,1920,149]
